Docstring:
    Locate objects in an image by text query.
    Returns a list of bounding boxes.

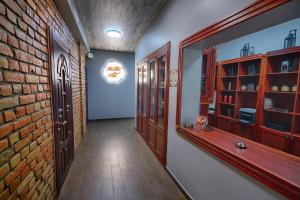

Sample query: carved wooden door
[50,30,74,195]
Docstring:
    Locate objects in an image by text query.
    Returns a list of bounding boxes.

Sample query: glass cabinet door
[157,56,166,127]
[137,67,143,113]
[149,60,156,121]
[142,64,148,116]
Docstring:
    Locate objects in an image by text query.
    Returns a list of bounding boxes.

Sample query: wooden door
[50,29,74,195]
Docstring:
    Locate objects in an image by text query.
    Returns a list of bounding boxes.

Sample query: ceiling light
[106,29,122,38]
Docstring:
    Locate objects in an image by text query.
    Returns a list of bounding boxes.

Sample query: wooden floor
[58,119,186,200]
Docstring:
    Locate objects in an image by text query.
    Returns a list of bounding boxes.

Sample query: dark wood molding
[175,0,300,198]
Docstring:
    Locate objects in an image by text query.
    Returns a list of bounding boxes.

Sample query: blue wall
[87,50,135,120]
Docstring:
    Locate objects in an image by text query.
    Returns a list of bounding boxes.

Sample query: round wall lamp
[106,29,122,38]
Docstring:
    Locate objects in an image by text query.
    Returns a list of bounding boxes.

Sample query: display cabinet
[136,42,170,166]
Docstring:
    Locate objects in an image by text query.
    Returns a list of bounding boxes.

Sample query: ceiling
[74,0,169,52]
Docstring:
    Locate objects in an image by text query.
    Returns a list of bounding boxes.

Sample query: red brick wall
[0,0,87,199]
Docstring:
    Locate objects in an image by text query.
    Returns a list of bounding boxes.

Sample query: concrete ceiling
[74,0,169,52]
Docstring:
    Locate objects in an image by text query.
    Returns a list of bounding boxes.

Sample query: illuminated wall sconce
[102,60,127,84]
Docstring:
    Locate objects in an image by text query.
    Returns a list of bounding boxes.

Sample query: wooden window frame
[176,0,300,198]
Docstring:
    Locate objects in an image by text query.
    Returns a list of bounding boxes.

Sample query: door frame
[48,27,75,196]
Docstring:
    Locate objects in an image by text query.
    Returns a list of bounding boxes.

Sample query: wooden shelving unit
[213,46,300,155]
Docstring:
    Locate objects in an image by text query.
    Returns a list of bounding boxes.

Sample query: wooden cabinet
[136,42,170,166]
[212,46,300,157]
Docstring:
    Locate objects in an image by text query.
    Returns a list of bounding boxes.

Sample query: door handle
[55,121,68,125]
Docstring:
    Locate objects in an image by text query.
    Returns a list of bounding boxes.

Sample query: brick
[13,84,22,94]
[0,163,9,179]
[0,2,5,15]
[4,110,16,121]
[14,159,26,176]
[26,146,39,163]
[6,8,17,24]
[14,115,31,130]
[8,59,19,70]
[3,71,25,83]
[0,139,8,152]
[22,85,31,94]
[10,153,21,169]
[19,127,29,138]
[0,57,8,69]
[0,16,15,34]
[15,107,26,117]
[20,146,29,159]
[26,104,34,114]
[39,76,48,83]
[10,177,21,193]
[15,28,26,41]
[3,0,22,16]
[0,85,12,96]
[0,123,13,139]
[0,147,14,165]
[0,113,3,125]
[4,170,17,185]
[36,93,46,101]
[0,42,13,57]
[15,49,29,62]
[8,132,19,145]
[20,62,28,73]
[25,74,39,83]
[27,0,36,11]
[18,18,27,31]
[19,40,27,51]
[32,126,45,139]
[0,180,3,193]
[0,29,7,43]
[29,141,37,152]
[17,171,33,194]
[15,134,31,152]
[30,85,37,92]
[0,189,9,200]
[19,95,35,105]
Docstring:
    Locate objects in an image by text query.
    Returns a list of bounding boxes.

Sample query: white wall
[135,0,286,199]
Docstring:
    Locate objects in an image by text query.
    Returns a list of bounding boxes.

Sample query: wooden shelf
[264,108,293,115]
[220,90,236,92]
[219,102,235,106]
[261,126,291,135]
[267,71,298,76]
[218,115,237,121]
[221,76,237,79]
[237,90,258,93]
[238,74,260,78]
[264,91,296,95]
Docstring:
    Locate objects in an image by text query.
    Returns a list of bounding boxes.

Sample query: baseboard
[166,167,193,200]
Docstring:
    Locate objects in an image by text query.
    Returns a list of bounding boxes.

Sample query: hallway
[58,119,186,200]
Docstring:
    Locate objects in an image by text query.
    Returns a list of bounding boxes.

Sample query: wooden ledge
[177,126,300,199]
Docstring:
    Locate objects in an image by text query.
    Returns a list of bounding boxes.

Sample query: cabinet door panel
[142,117,148,139]
[217,117,231,132]
[148,123,156,150]
[261,129,289,152]
[155,129,165,160]
[292,136,300,156]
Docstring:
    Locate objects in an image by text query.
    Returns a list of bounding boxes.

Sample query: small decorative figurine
[196,116,208,130]
[284,29,297,49]
[271,85,279,92]
[228,95,233,104]
[256,85,259,91]
[224,95,228,103]
[281,85,290,92]
[248,64,258,75]
[280,60,290,72]
[240,43,255,57]
[228,81,232,90]
[236,141,247,149]
[241,85,247,91]
[264,98,274,109]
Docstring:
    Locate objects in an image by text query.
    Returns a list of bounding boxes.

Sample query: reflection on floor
[58,119,186,200]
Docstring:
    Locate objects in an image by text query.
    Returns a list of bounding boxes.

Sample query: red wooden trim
[267,46,300,57]
[175,0,298,198]
[178,127,300,199]
[181,0,290,47]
